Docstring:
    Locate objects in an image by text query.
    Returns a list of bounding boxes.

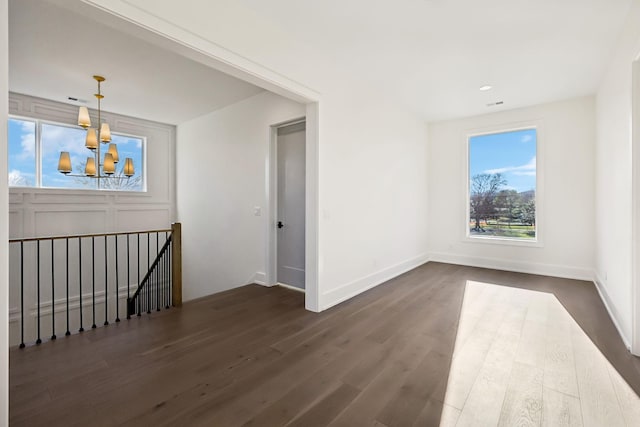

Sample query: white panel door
[277,122,305,289]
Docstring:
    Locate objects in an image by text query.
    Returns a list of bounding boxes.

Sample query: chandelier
[57,75,135,179]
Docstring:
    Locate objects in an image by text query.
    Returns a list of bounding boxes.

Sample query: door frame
[267,113,319,309]
[632,56,640,355]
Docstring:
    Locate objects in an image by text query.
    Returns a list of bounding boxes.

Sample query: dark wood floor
[9,262,640,426]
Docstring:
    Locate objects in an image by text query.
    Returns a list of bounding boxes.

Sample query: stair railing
[8,222,182,348]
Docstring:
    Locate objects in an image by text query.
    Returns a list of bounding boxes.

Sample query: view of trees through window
[468,128,537,240]
[8,117,144,191]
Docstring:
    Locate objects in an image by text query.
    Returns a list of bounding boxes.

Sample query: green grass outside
[469,221,536,239]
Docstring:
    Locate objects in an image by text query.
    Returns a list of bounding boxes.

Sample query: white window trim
[8,114,147,193]
[463,120,544,248]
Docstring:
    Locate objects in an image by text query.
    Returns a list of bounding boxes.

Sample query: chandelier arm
[58,75,135,180]
[96,77,102,184]
[60,174,130,179]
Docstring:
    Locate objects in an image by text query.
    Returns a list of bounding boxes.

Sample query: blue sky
[8,118,36,186]
[469,128,536,193]
[8,118,143,190]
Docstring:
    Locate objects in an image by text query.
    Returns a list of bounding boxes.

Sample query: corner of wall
[593,272,632,350]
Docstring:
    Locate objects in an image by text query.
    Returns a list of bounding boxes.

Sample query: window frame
[8,114,147,193]
[7,115,39,188]
[464,121,544,248]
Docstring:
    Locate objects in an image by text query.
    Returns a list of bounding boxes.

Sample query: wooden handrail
[9,228,172,243]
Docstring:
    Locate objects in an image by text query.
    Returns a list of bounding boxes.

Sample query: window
[8,118,36,187]
[468,128,537,242]
[8,117,144,191]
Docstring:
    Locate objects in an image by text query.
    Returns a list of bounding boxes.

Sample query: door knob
[277,221,284,229]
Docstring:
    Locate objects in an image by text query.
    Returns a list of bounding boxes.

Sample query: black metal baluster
[19,241,25,348]
[51,239,56,340]
[156,233,160,311]
[115,235,120,322]
[65,238,70,336]
[36,241,41,345]
[161,248,164,311]
[169,238,172,307]
[141,234,145,314]
[104,236,109,326]
[127,234,131,320]
[159,240,163,311]
[158,255,161,311]
[92,236,96,329]
[155,255,159,312]
[137,233,141,317]
[147,233,151,314]
[79,238,84,332]
[150,264,153,313]
[166,235,171,309]
[163,233,167,309]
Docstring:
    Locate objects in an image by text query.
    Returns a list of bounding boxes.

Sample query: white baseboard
[429,252,594,282]
[320,253,430,311]
[251,271,267,286]
[593,273,631,350]
[277,282,305,293]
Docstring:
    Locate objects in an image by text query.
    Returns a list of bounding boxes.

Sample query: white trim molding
[277,283,305,293]
[429,252,594,282]
[594,273,632,351]
[266,113,320,312]
[80,0,321,103]
[632,58,640,356]
[251,271,267,286]
[320,254,430,311]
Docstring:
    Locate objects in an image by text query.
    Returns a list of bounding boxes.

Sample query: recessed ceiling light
[479,85,493,91]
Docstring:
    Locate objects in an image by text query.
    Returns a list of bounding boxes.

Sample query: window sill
[463,235,543,248]
[9,187,149,196]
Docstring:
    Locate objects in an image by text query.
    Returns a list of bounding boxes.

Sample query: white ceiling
[8,0,265,125]
[232,0,632,121]
[9,0,634,123]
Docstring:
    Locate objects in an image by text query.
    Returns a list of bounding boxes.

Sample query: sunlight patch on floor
[440,280,640,427]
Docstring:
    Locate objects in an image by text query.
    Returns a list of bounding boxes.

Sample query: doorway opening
[268,118,306,293]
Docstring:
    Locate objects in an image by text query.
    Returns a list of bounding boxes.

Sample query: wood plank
[497,362,544,427]
[286,383,361,427]
[542,387,583,427]
[571,323,626,427]
[8,263,640,427]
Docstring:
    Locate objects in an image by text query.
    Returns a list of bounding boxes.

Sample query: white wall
[317,91,429,309]
[595,0,640,349]
[176,91,304,301]
[1,0,8,423]
[428,96,596,280]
